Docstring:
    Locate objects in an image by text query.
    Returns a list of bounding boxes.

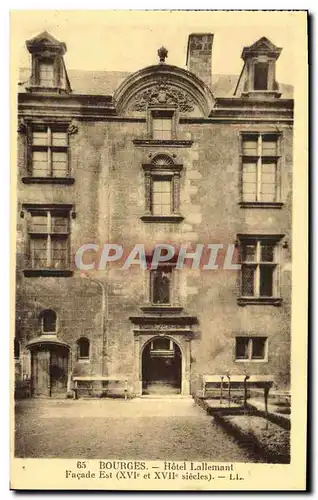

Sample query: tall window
[14,339,20,360]
[241,133,280,203]
[253,63,269,90]
[150,267,172,305]
[31,125,68,178]
[28,209,70,269]
[77,338,90,359]
[39,61,54,87]
[152,178,172,215]
[235,337,267,361]
[151,110,174,140]
[240,238,279,298]
[41,309,57,333]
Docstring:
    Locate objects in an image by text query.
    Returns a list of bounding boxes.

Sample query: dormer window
[253,62,269,91]
[39,60,54,87]
[236,37,282,99]
[25,31,71,94]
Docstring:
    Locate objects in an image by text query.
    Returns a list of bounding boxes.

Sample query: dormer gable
[235,36,282,99]
[25,31,71,94]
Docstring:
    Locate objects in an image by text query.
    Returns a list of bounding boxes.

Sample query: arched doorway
[142,337,182,395]
[28,339,70,398]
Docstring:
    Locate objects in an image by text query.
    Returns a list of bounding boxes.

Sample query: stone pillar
[133,336,142,395]
[182,339,191,395]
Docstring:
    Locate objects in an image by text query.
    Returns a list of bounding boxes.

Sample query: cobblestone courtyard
[15,398,258,461]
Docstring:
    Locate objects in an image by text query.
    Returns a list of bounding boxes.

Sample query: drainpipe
[81,274,108,376]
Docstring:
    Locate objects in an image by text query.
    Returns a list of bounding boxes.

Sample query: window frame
[41,309,58,334]
[235,336,268,362]
[150,265,174,306]
[147,106,178,141]
[141,155,183,223]
[29,124,69,178]
[239,132,283,208]
[22,204,74,277]
[19,120,76,185]
[77,337,90,361]
[237,234,283,306]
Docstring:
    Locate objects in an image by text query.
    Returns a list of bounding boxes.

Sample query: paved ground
[15,398,259,461]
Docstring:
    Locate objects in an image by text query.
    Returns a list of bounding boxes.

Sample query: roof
[18,67,293,99]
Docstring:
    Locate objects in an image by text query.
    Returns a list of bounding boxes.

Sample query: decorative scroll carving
[18,118,27,134]
[133,79,195,112]
[67,121,78,135]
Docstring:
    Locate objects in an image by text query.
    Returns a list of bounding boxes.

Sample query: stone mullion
[173,173,180,213]
[144,172,152,214]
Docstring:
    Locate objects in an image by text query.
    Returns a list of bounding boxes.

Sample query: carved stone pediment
[132,78,195,113]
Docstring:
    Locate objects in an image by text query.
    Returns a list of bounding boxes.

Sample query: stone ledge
[237,297,282,306]
[23,269,73,277]
[22,177,75,185]
[133,139,193,148]
[140,214,184,223]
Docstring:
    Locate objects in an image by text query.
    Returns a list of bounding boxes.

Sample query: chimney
[186,33,213,87]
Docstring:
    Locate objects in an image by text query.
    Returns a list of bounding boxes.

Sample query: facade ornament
[67,121,78,135]
[157,46,168,64]
[18,118,27,134]
[133,79,195,112]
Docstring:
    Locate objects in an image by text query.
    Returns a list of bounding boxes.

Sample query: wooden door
[50,348,68,397]
[31,349,50,397]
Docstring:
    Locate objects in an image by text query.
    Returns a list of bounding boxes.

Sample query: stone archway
[141,337,182,395]
[133,332,191,396]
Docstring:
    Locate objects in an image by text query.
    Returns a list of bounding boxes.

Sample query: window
[241,133,280,204]
[14,339,20,360]
[235,337,267,361]
[253,63,269,90]
[28,209,70,270]
[152,178,172,215]
[39,60,54,87]
[150,110,175,140]
[41,309,57,333]
[152,116,172,140]
[30,125,68,178]
[77,338,90,359]
[141,154,183,222]
[150,267,172,305]
[239,238,281,301]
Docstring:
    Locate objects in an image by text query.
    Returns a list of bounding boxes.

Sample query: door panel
[31,349,50,397]
[50,348,68,396]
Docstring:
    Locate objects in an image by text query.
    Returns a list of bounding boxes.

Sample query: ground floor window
[235,336,268,361]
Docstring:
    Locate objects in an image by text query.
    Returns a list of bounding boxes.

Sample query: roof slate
[18,67,293,99]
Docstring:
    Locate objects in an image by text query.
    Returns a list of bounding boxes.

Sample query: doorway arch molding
[133,332,192,396]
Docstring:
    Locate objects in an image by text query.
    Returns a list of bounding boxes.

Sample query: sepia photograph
[10,10,308,490]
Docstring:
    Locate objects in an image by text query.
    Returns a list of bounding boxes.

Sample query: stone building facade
[15,31,293,397]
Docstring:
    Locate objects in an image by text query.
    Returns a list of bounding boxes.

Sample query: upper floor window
[235,337,268,361]
[241,133,281,205]
[27,208,70,271]
[149,109,176,141]
[152,178,172,215]
[41,309,57,333]
[253,63,269,90]
[30,125,68,178]
[150,267,172,305]
[77,337,90,360]
[141,154,183,223]
[38,60,54,87]
[238,236,283,305]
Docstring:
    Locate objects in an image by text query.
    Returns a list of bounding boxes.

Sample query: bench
[73,376,128,400]
[202,374,274,416]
